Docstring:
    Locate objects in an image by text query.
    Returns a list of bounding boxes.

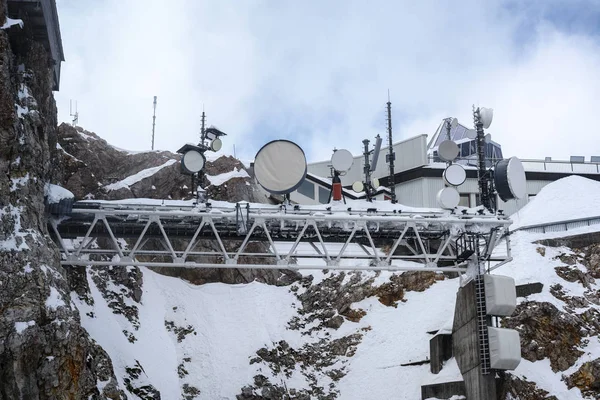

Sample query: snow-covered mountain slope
[66,176,600,400]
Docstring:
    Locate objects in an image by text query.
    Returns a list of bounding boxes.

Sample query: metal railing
[512,216,600,234]
[519,159,600,174]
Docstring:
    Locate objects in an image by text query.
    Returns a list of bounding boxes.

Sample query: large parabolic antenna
[254,140,307,194]
[494,157,526,201]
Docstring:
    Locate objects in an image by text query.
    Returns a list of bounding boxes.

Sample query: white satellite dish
[352,181,364,193]
[437,187,460,209]
[371,178,380,189]
[254,140,307,194]
[450,118,458,129]
[479,107,494,129]
[331,149,354,172]
[438,140,460,162]
[443,164,466,186]
[494,157,526,201]
[211,138,222,152]
[181,150,206,174]
[485,133,492,143]
[466,129,477,140]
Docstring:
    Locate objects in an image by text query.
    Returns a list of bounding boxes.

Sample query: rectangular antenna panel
[371,135,383,171]
[488,327,521,370]
[484,274,516,316]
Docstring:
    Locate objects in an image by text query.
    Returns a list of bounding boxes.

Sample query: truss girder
[51,205,511,272]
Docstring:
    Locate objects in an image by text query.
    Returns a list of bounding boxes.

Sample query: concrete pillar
[452,279,496,399]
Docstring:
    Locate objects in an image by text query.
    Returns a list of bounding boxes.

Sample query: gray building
[290,120,600,214]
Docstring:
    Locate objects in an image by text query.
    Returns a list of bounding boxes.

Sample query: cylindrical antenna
[386,92,396,203]
[151,96,157,150]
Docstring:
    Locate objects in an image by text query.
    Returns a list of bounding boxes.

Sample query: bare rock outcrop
[0,10,124,398]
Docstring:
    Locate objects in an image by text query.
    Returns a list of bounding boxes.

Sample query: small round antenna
[437,187,460,209]
[181,150,206,174]
[485,133,492,143]
[352,181,364,193]
[443,164,466,186]
[450,118,458,129]
[371,178,380,188]
[254,140,307,194]
[466,129,477,140]
[331,149,354,172]
[211,138,222,152]
[438,140,460,162]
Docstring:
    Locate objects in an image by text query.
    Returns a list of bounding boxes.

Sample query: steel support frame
[52,207,511,272]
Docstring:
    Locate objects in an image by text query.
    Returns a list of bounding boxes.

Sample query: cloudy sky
[54,0,600,163]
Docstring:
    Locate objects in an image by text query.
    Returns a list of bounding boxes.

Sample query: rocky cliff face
[0,4,123,398]
[55,122,269,204]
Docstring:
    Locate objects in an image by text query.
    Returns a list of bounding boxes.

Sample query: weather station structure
[48,104,528,399]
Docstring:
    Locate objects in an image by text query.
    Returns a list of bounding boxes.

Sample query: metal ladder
[475,275,491,374]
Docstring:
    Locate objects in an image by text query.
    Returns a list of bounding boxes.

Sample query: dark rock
[565,358,600,398]
[502,301,585,372]
[324,315,344,329]
[497,372,558,400]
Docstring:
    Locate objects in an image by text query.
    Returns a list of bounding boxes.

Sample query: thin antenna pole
[363,139,372,202]
[474,106,493,211]
[386,91,396,203]
[151,96,157,150]
[70,99,79,126]
[200,108,206,145]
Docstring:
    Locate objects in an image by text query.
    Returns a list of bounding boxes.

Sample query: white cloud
[54,0,600,162]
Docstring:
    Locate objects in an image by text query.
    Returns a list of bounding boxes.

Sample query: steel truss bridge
[49,201,513,273]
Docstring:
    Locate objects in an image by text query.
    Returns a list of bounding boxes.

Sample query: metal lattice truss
[50,203,512,272]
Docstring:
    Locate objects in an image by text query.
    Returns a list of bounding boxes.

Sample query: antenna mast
[200,108,206,145]
[151,96,157,150]
[69,100,79,126]
[386,91,396,203]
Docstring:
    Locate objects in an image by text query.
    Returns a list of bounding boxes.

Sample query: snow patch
[206,168,250,186]
[15,321,35,334]
[46,287,65,310]
[511,176,600,229]
[45,183,74,203]
[1,17,23,30]
[10,173,29,192]
[104,159,177,191]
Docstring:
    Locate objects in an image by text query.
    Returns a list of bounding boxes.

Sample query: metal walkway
[50,201,512,272]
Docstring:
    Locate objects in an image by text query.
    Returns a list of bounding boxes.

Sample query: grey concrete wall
[421,381,466,399]
[452,279,497,399]
[430,334,453,374]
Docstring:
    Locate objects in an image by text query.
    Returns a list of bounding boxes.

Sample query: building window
[459,194,470,207]
[318,186,330,204]
[298,180,315,199]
